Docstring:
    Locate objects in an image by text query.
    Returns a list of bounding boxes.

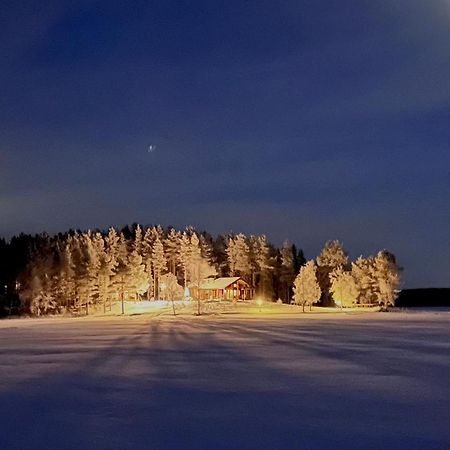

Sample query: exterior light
[256,298,263,312]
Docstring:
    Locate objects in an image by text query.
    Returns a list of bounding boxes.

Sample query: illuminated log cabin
[190,277,254,301]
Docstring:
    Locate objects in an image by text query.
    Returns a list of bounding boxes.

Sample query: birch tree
[329,267,359,308]
[293,260,321,312]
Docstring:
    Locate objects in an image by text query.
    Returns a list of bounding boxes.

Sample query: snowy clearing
[0,309,449,449]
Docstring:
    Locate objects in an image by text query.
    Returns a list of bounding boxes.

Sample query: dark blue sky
[1,1,449,287]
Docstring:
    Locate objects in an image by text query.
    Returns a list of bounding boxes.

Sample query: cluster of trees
[0,224,306,316]
[0,227,400,317]
[293,240,401,311]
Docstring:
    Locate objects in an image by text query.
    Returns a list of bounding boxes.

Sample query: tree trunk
[171,298,176,316]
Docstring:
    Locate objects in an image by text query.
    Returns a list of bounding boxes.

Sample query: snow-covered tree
[199,233,214,264]
[22,256,58,316]
[212,235,229,277]
[84,233,101,314]
[133,224,144,256]
[164,228,181,275]
[12,223,402,317]
[226,233,251,280]
[189,233,202,261]
[178,231,191,288]
[159,272,184,315]
[57,240,76,311]
[29,283,57,316]
[373,251,401,309]
[279,240,296,303]
[152,236,167,299]
[126,249,148,301]
[248,235,259,288]
[293,260,321,312]
[190,254,217,315]
[142,227,155,299]
[316,240,349,306]
[329,267,359,308]
[110,232,129,313]
[255,235,273,299]
[351,256,377,305]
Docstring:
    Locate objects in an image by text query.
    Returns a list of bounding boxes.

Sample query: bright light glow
[256,298,263,306]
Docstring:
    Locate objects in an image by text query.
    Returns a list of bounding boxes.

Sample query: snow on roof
[194,277,247,290]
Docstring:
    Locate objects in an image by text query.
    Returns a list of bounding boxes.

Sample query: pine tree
[133,224,144,256]
[293,260,321,312]
[247,235,259,288]
[84,233,101,314]
[142,227,155,299]
[152,236,167,299]
[199,233,214,264]
[178,232,191,288]
[164,228,181,275]
[255,235,273,299]
[292,245,306,274]
[226,236,238,276]
[280,240,296,303]
[212,235,229,277]
[106,228,120,276]
[58,240,76,311]
[109,232,129,313]
[188,232,203,281]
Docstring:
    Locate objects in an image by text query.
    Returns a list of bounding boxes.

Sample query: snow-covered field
[1,308,449,449]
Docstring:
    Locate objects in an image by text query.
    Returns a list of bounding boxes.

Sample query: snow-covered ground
[0,308,449,449]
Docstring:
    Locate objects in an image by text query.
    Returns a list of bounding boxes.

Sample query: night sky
[1,1,449,288]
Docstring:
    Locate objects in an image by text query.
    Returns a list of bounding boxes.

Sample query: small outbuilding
[190,277,254,301]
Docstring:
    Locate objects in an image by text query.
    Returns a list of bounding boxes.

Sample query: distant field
[1,308,449,449]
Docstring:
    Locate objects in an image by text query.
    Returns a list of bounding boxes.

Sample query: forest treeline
[0,224,401,316]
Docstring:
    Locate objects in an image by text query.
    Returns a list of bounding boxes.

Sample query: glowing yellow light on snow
[256,298,263,307]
